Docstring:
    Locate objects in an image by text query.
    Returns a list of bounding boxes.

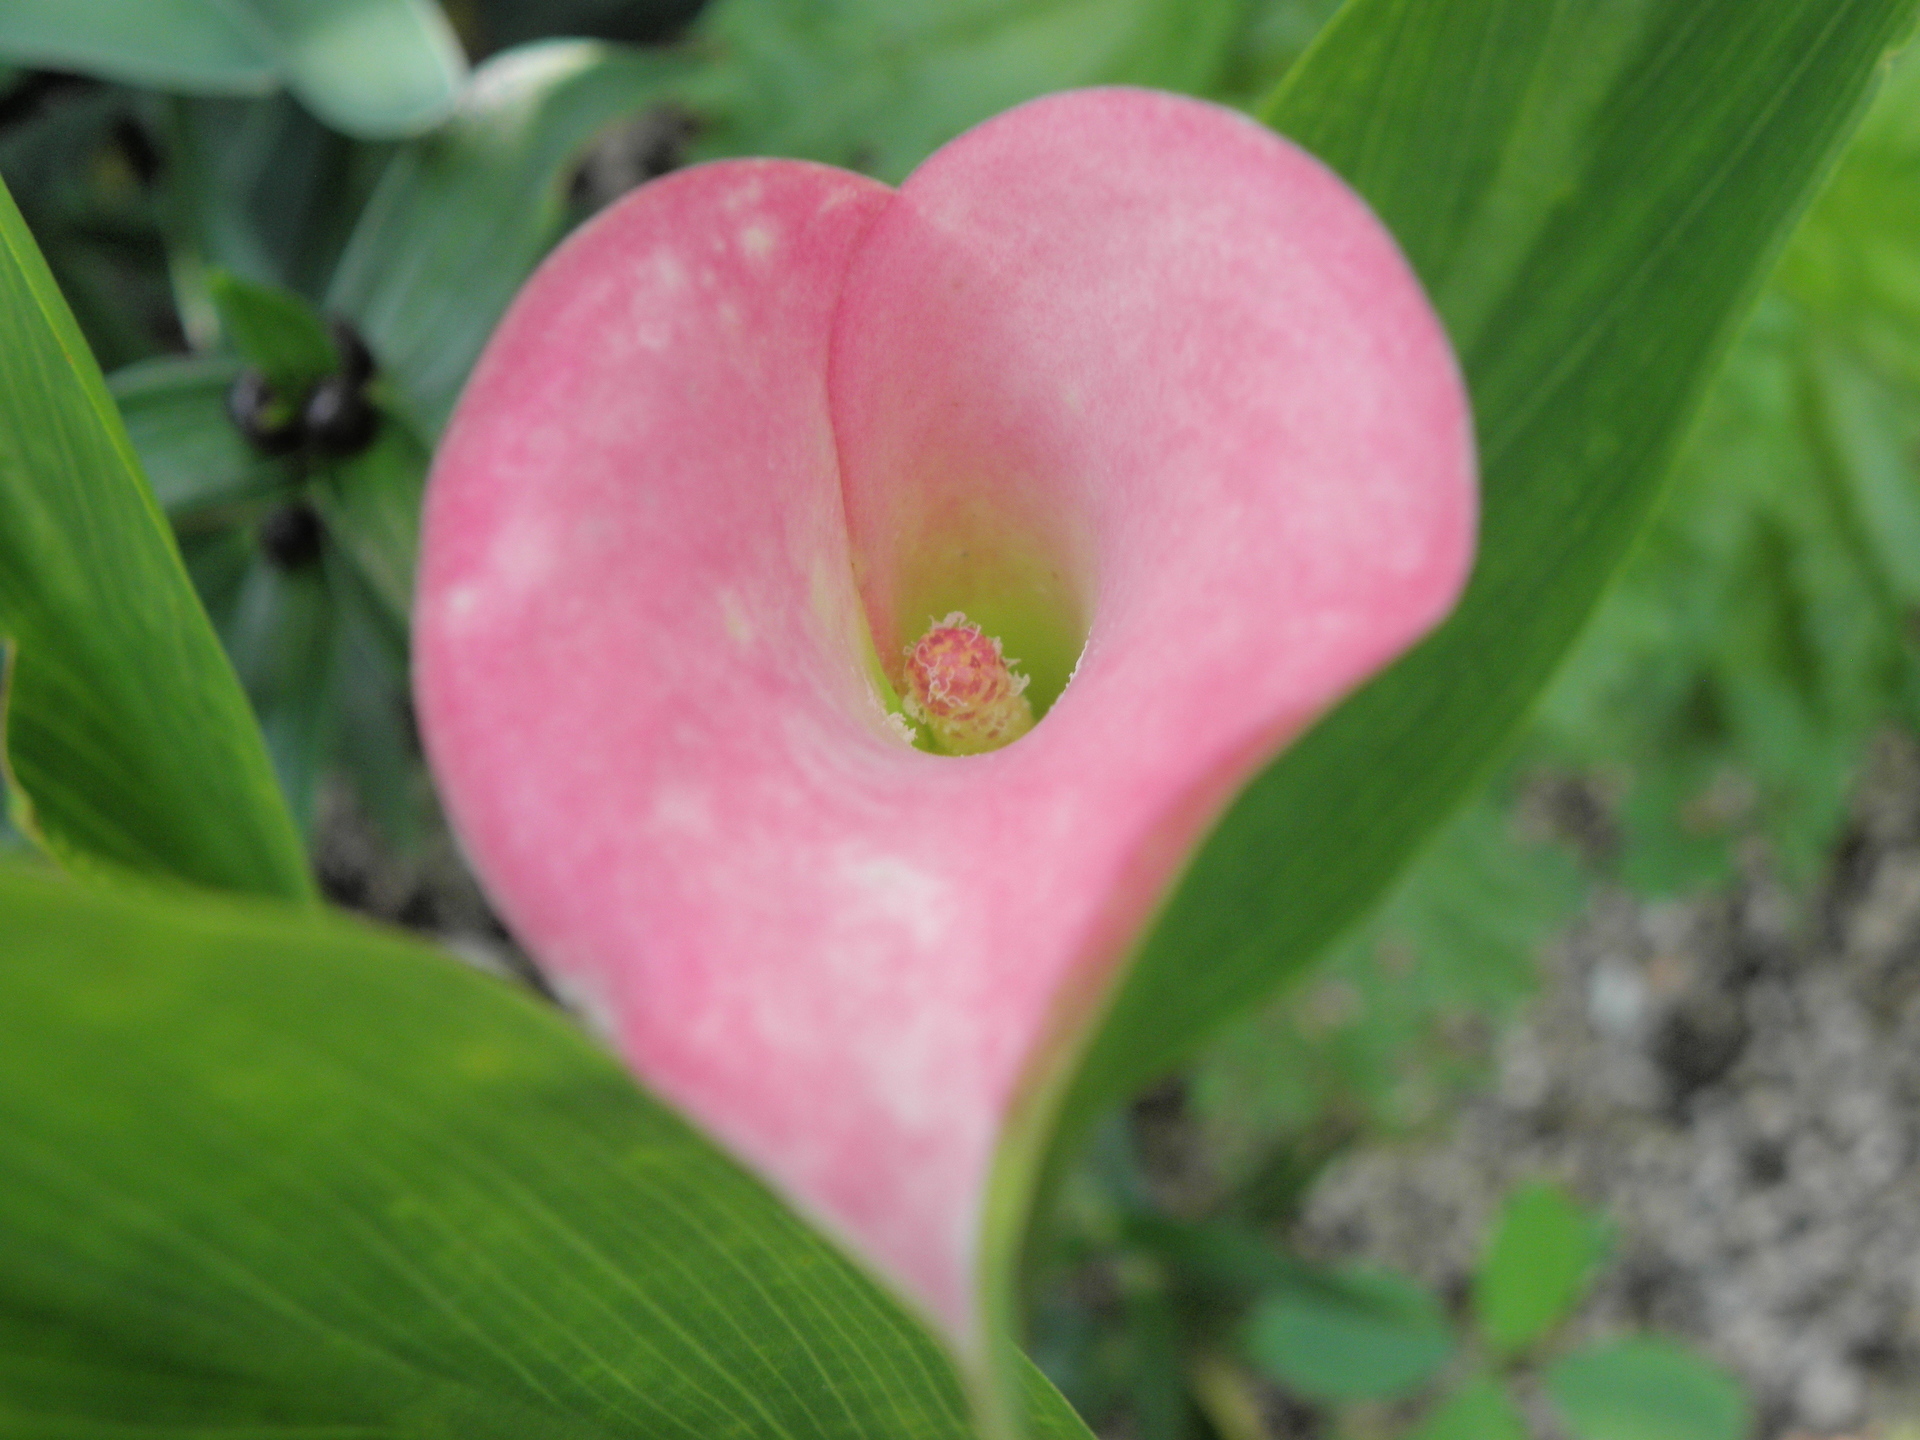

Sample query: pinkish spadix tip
[902,612,1036,755]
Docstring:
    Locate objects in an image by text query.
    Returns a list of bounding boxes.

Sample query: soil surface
[1294,736,1920,1439]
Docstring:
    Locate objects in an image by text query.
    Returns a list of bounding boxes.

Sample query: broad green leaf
[1213,0,1347,108]
[246,0,469,138]
[330,39,701,437]
[0,173,311,901]
[1475,1182,1609,1357]
[1044,0,1920,1171]
[206,266,339,392]
[692,0,1244,183]
[1241,1266,1453,1403]
[110,355,290,515]
[1411,1377,1529,1440]
[0,863,1095,1440]
[0,1,277,95]
[1546,1340,1749,1440]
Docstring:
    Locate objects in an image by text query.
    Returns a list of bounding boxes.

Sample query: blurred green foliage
[1532,47,1920,891]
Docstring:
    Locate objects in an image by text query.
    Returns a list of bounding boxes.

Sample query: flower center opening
[899,613,1034,755]
[853,487,1091,756]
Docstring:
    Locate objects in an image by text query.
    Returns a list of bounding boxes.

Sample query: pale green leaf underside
[0,0,278,95]
[0,0,466,139]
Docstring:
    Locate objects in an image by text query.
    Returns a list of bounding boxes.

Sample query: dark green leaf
[1046,0,1919,1167]
[206,266,339,391]
[1212,0,1346,108]
[0,862,1094,1439]
[1475,1182,1609,1357]
[310,405,431,623]
[1241,1266,1453,1403]
[210,544,338,837]
[0,1,277,95]
[160,93,381,303]
[0,173,311,901]
[245,0,469,138]
[1410,1376,1529,1440]
[110,355,289,515]
[0,83,177,372]
[1120,1211,1322,1302]
[330,39,700,436]
[1546,1339,1750,1440]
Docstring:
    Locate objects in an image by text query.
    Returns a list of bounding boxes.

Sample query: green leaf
[0,173,311,901]
[159,93,380,304]
[206,266,339,392]
[1212,0,1346,109]
[0,862,1095,1440]
[0,1,466,138]
[1475,1182,1609,1357]
[1410,1376,1530,1440]
[209,544,339,838]
[245,0,469,139]
[1241,1266,1453,1404]
[1043,0,1920,1169]
[692,0,1245,184]
[0,0,277,95]
[1545,1339,1750,1440]
[110,356,291,516]
[330,39,700,437]
[310,402,432,623]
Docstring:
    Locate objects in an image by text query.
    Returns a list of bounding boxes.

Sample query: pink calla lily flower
[416,87,1474,1364]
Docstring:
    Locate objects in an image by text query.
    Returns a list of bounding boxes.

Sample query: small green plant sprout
[1476,1180,1612,1359]
[1228,1180,1749,1440]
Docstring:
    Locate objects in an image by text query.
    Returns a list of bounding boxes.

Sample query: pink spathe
[415,88,1475,1352]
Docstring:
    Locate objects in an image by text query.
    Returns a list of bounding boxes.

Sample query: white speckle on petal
[650,785,715,839]
[831,849,955,955]
[740,222,777,262]
[440,583,483,629]
[487,518,558,597]
[722,177,766,213]
[650,249,687,292]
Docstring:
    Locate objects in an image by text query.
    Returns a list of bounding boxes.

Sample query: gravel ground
[1294,737,1920,1439]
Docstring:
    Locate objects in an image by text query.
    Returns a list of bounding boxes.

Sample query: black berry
[328,317,375,387]
[304,374,380,458]
[226,367,303,455]
[258,501,324,570]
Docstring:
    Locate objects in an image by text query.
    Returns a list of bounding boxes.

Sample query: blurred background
[3,2,1918,1437]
